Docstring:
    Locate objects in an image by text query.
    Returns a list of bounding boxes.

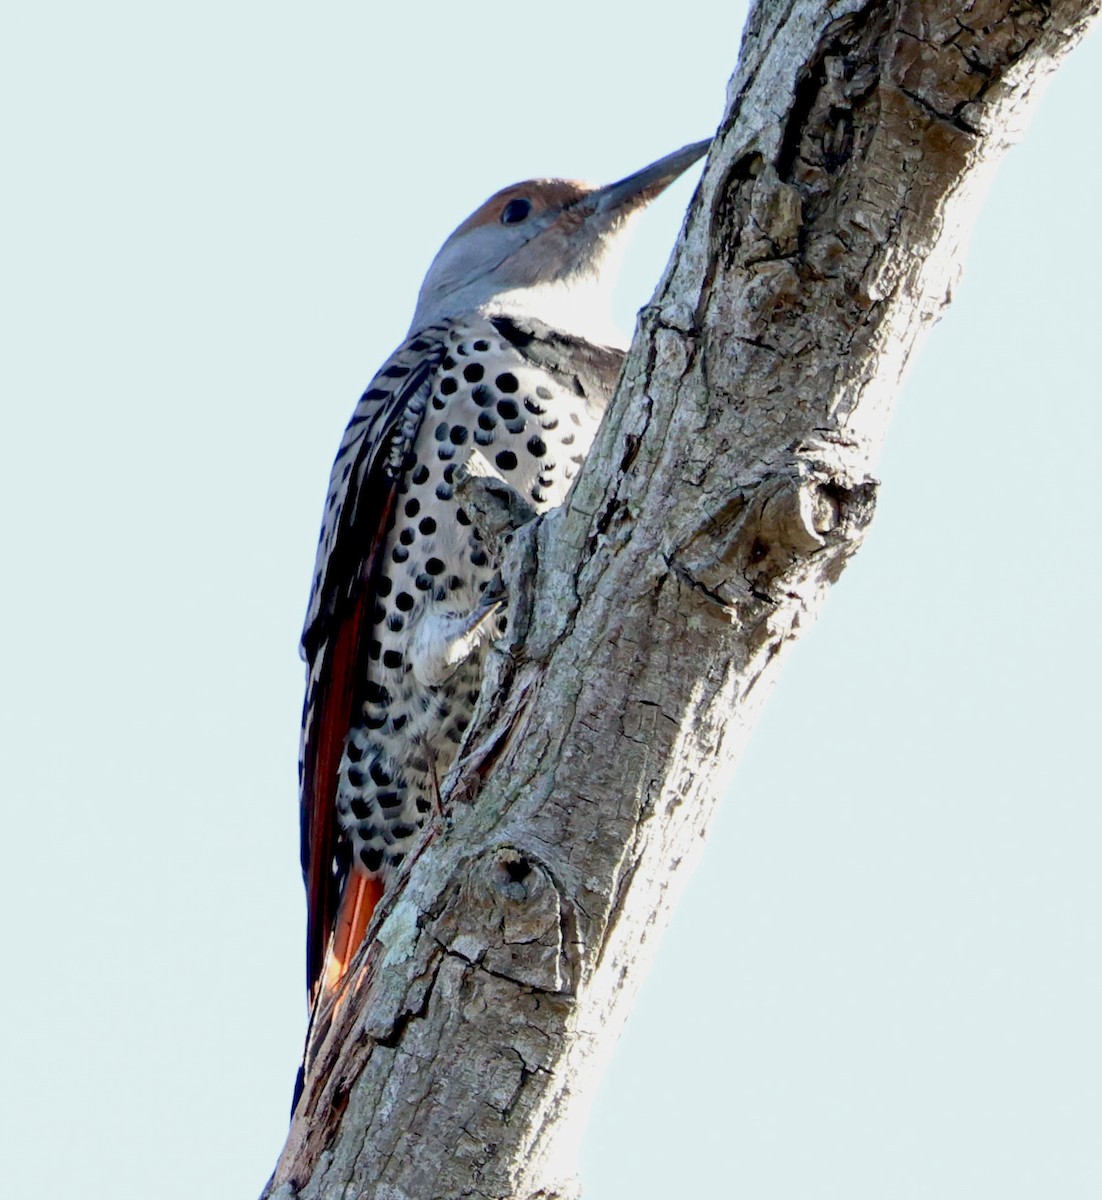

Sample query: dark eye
[500,198,532,225]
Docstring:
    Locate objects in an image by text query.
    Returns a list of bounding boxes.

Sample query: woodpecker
[299,139,709,1010]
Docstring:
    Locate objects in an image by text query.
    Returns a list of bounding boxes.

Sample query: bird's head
[409,139,710,346]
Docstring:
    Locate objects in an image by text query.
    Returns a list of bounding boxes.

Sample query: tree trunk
[264,1,1100,1195]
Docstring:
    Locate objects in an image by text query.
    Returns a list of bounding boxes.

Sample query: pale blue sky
[2,4,1099,1198]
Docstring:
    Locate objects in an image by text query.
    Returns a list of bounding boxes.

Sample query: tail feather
[295,873,385,1114]
[322,873,385,999]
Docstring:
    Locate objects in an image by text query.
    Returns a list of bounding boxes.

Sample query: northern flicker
[299,139,709,1011]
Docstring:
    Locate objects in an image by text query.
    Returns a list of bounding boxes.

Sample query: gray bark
[263,1,1100,1196]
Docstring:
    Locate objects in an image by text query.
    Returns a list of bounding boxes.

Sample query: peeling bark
[264,1,1100,1196]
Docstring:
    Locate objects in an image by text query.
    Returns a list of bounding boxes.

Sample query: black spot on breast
[390,823,418,840]
[416,798,431,814]
[399,527,415,546]
[449,425,468,445]
[383,649,402,669]
[472,384,494,408]
[360,847,384,872]
[395,592,414,612]
[348,766,365,788]
[405,497,420,517]
[369,759,392,786]
[478,412,497,430]
[411,464,430,486]
[457,508,472,526]
[524,396,546,415]
[368,639,381,660]
[495,372,518,393]
[443,356,456,370]
[377,791,402,809]
[463,363,484,383]
[474,430,494,446]
[436,482,453,500]
[473,339,490,351]
[495,450,518,471]
[425,557,445,576]
[527,436,547,458]
[386,613,404,632]
[437,446,455,461]
[440,376,458,396]
[470,548,489,567]
[419,516,437,536]
[443,463,457,483]
[415,573,432,591]
[497,399,519,420]
[351,798,370,820]
[434,423,449,441]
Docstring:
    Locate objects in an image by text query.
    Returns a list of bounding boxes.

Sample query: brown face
[450,179,594,238]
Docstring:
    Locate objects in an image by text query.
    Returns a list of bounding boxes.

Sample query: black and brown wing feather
[299,328,448,1003]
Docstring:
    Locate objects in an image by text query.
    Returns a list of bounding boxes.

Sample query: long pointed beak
[589,138,711,218]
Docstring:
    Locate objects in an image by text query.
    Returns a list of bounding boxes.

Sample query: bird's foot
[409,601,504,688]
